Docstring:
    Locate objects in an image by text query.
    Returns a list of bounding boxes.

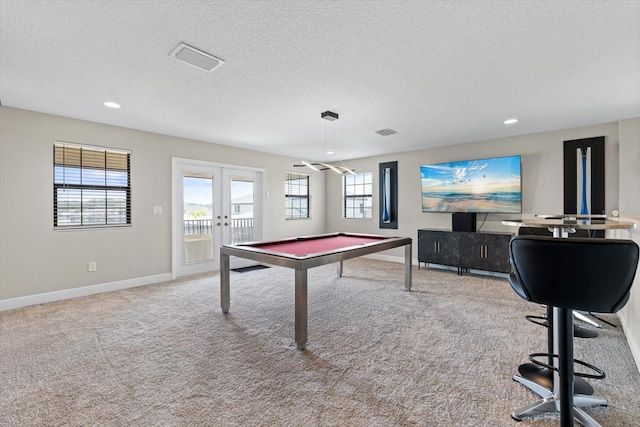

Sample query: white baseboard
[618,310,640,373]
[0,273,173,312]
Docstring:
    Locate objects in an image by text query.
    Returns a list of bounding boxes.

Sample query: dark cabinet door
[481,234,512,273]
[418,230,459,267]
[459,233,483,269]
[459,233,511,273]
[436,232,459,266]
[418,230,438,263]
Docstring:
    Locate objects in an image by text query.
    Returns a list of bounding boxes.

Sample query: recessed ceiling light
[103,101,121,109]
[504,118,518,125]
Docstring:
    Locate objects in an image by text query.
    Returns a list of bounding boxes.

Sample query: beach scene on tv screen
[421,155,522,213]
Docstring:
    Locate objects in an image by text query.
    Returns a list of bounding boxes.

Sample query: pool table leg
[220,252,230,314]
[295,268,308,350]
[337,260,343,277]
[404,243,412,291]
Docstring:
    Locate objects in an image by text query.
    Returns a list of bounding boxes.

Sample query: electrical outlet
[153,206,162,215]
[88,262,97,272]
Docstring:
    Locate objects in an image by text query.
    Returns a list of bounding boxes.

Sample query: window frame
[285,171,310,220]
[53,141,132,230]
[343,171,373,219]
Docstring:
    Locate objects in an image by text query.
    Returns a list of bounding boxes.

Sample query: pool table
[219,232,413,350]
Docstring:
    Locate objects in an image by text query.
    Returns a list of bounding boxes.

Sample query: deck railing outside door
[184,218,254,244]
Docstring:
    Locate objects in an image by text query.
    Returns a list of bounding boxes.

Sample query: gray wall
[325,121,622,239]
[0,106,326,300]
[616,117,640,370]
[618,118,640,218]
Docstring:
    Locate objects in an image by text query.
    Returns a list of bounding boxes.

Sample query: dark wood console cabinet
[418,229,512,274]
[417,230,460,268]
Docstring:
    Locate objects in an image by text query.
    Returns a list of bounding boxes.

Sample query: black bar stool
[508,235,638,426]
[514,227,602,398]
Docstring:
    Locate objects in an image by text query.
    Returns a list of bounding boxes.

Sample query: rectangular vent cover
[170,43,224,72]
[375,128,397,136]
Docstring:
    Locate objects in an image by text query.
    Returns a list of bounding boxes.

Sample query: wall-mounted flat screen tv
[420,154,522,213]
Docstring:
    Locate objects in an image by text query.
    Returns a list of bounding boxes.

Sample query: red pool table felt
[246,235,386,257]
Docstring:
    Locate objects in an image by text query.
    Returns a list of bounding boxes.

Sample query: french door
[172,158,263,278]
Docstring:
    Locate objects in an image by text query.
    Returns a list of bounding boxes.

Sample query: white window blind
[285,172,310,219]
[53,142,131,228]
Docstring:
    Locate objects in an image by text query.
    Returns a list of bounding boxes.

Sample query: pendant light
[294,111,356,175]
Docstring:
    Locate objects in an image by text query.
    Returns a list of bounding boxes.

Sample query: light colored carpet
[1,258,639,426]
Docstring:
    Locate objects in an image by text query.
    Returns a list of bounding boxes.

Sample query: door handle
[480,245,488,258]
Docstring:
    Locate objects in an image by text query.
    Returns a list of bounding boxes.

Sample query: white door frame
[171,157,266,279]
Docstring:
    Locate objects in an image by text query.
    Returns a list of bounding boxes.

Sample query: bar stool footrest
[528,352,606,380]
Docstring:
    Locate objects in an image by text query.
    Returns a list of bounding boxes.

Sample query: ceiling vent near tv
[375,128,397,136]
[170,43,225,72]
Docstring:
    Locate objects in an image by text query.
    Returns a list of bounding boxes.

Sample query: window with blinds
[343,171,373,219]
[53,142,131,228]
[285,172,310,219]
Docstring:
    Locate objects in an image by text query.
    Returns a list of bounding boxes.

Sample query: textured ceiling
[1,1,639,162]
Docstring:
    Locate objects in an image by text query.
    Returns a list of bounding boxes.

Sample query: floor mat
[231,265,270,273]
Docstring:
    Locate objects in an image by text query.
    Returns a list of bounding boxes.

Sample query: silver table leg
[295,268,308,350]
[220,252,230,314]
[404,243,412,291]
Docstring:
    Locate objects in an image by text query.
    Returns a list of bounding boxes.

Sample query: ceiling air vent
[375,128,397,136]
[170,43,224,72]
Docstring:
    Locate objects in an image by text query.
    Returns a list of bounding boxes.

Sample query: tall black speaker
[452,212,476,232]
